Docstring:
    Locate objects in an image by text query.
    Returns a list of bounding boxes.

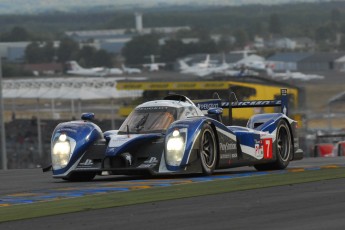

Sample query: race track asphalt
[1,157,345,229]
[1,178,345,230]
[0,156,342,195]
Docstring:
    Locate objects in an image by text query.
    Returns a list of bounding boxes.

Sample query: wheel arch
[208,121,221,167]
[280,117,295,161]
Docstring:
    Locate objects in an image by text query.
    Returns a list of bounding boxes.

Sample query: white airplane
[209,54,236,73]
[229,47,273,72]
[195,54,211,68]
[106,67,123,75]
[273,71,324,81]
[66,61,123,76]
[241,61,267,71]
[179,54,241,77]
[179,55,211,76]
[143,55,166,71]
[66,61,106,76]
[179,60,213,77]
[234,54,268,71]
[122,64,141,74]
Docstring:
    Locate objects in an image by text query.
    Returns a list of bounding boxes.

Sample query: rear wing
[194,88,289,125]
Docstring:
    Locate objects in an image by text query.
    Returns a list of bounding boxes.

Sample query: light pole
[0,58,7,170]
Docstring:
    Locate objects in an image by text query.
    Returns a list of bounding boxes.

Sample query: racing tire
[254,119,292,171]
[199,124,217,175]
[62,172,96,182]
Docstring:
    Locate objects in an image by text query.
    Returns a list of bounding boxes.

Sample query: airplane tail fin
[67,61,83,71]
[205,54,210,65]
[179,60,190,70]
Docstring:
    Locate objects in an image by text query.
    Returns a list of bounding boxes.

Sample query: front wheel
[199,124,217,175]
[254,119,292,171]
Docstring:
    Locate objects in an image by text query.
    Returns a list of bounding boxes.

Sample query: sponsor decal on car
[255,142,264,159]
[197,103,220,110]
[136,106,169,111]
[57,128,77,133]
[138,157,159,168]
[220,143,237,151]
[108,135,139,148]
[80,159,93,166]
[77,158,102,170]
[220,153,237,159]
[170,123,189,129]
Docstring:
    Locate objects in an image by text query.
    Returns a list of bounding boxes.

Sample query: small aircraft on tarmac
[143,55,166,71]
[66,61,123,76]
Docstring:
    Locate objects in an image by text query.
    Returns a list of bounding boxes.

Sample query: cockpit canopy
[118,101,203,134]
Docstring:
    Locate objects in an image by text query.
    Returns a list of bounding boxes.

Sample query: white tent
[2,76,144,122]
[2,77,143,100]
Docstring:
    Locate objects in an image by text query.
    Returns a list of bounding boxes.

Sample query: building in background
[0,42,30,62]
[267,52,312,72]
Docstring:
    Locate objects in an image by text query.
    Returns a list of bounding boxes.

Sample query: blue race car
[48,88,303,181]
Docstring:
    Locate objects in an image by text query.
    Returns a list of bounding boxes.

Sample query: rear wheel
[199,124,217,175]
[254,119,292,171]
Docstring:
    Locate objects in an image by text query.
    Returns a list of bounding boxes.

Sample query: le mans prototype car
[47,88,303,181]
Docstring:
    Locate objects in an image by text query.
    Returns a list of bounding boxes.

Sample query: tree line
[24,38,112,67]
[0,1,344,41]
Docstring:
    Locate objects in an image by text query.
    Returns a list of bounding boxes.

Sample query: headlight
[51,133,76,170]
[165,128,187,166]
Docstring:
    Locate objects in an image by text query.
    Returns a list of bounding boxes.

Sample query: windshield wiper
[134,113,149,132]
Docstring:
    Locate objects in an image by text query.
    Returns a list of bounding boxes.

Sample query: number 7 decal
[263,138,273,159]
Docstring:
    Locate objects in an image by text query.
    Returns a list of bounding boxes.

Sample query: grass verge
[1,168,345,222]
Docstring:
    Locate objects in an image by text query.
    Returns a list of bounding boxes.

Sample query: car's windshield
[118,106,177,134]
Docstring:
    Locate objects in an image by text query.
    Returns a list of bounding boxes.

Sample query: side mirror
[207,108,223,115]
[207,108,223,123]
[81,113,95,121]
